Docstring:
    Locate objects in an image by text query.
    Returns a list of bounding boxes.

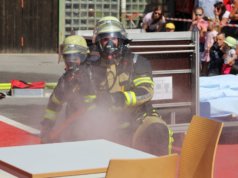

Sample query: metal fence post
[191,29,200,116]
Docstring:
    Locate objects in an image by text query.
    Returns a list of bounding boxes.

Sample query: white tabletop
[0,139,155,177]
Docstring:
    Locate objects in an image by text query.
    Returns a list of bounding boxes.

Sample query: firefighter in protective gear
[90,17,171,156]
[92,16,123,44]
[89,16,128,62]
[61,35,88,70]
[41,35,92,143]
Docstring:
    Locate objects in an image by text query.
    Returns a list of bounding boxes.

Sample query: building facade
[0,0,171,53]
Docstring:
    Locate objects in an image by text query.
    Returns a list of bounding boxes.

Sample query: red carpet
[214,144,238,178]
[0,120,237,177]
[0,121,40,147]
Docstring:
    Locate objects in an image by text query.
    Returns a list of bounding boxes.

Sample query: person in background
[208,33,225,76]
[229,0,238,24]
[230,41,238,74]
[142,6,166,32]
[190,7,208,35]
[90,17,172,156]
[198,0,223,19]
[201,19,219,76]
[222,36,237,74]
[222,0,238,38]
[190,7,208,76]
[165,22,175,32]
[213,1,230,31]
[223,0,233,11]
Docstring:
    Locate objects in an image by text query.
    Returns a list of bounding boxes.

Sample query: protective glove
[96,91,125,107]
[111,92,126,107]
[40,119,55,143]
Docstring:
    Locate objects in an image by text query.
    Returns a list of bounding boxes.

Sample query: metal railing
[128,31,200,126]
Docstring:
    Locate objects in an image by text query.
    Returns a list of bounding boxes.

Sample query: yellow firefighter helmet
[61,35,89,69]
[94,18,129,64]
[62,35,89,55]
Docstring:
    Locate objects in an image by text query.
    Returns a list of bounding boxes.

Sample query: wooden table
[0,139,155,178]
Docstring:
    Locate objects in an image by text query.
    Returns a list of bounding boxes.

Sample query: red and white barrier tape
[125,14,238,28]
[165,17,192,23]
[166,17,238,28]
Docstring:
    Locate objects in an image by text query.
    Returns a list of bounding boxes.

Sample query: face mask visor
[63,53,87,70]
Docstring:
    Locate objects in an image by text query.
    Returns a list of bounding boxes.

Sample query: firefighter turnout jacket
[88,47,171,155]
[43,65,94,123]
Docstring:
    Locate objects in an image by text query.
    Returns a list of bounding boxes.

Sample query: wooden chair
[178,115,224,178]
[105,115,223,178]
[105,154,178,178]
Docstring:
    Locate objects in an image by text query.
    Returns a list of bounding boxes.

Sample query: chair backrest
[105,154,178,178]
[178,115,223,178]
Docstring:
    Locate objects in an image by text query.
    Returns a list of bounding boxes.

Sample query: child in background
[190,7,208,76]
[190,7,208,35]
[230,42,238,74]
[201,20,219,75]
[222,36,237,74]
[165,22,175,32]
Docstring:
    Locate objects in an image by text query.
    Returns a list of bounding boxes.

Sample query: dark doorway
[0,0,58,53]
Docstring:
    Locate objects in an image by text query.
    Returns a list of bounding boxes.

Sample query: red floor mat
[0,121,40,147]
[173,144,238,178]
[214,144,238,178]
[0,120,237,177]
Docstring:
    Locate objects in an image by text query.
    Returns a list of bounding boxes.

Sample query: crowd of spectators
[141,0,238,76]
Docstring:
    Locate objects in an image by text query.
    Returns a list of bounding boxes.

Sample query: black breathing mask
[103,39,118,56]
[63,53,86,71]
